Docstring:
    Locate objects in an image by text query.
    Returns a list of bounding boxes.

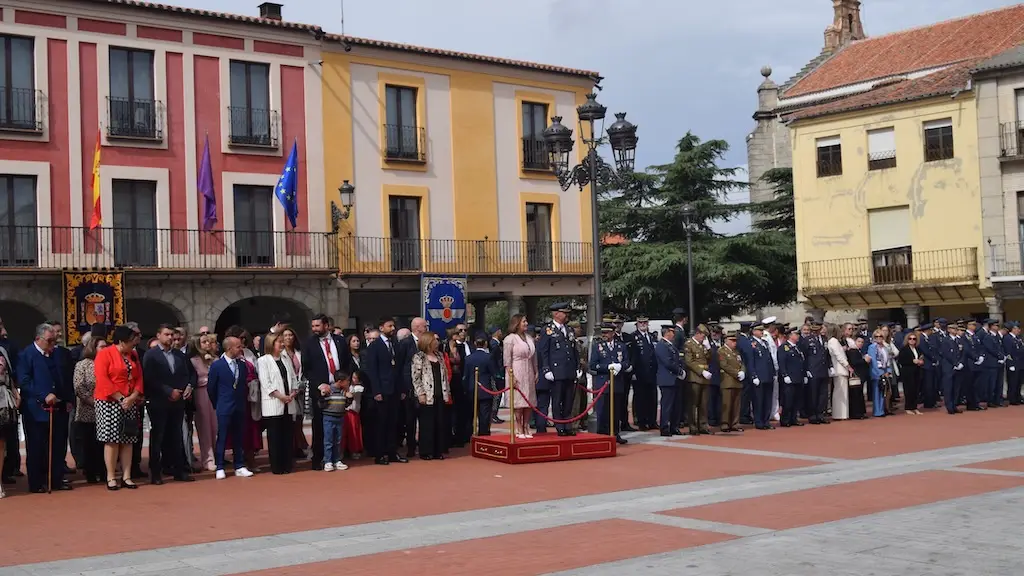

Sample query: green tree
[748,167,795,232]
[599,133,796,320]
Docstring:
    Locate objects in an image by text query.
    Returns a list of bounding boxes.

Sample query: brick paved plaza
[2,407,1024,576]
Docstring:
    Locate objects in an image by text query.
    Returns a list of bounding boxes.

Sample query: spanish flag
[88,130,102,229]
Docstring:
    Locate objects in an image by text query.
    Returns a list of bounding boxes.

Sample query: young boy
[319,370,354,471]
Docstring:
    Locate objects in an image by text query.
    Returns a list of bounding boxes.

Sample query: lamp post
[681,202,696,333]
[543,92,638,326]
[331,180,355,233]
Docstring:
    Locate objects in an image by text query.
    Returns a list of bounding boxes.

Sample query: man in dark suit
[0,316,22,484]
[656,325,683,436]
[487,326,504,424]
[363,316,408,465]
[302,313,348,470]
[142,324,196,484]
[17,323,73,493]
[463,332,495,436]
[631,316,658,430]
[207,336,253,479]
[397,317,426,458]
[670,308,690,428]
[126,322,147,479]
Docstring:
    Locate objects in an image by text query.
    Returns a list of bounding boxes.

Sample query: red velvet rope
[503,381,610,424]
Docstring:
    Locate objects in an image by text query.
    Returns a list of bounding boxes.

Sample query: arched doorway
[214,297,312,340]
[0,300,46,347]
[125,299,183,339]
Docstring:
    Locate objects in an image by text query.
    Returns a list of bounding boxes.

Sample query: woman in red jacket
[94,325,144,490]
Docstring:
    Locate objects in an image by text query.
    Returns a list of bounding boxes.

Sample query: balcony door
[0,174,36,266]
[229,61,272,146]
[384,85,419,160]
[868,206,911,284]
[525,202,553,271]
[112,179,157,267]
[108,47,156,138]
[522,102,549,170]
[0,35,37,131]
[233,185,274,267]
[389,196,420,271]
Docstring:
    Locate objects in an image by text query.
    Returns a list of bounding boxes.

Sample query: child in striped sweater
[319,371,354,471]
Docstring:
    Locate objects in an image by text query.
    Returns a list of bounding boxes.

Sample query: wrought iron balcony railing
[0,87,43,132]
[383,124,426,162]
[999,121,1024,159]
[802,247,978,292]
[227,107,279,148]
[986,242,1024,278]
[106,96,163,140]
[0,225,337,271]
[339,236,593,276]
[521,137,550,171]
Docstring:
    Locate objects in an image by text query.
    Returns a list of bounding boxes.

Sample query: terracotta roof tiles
[784,4,1024,98]
[785,60,975,122]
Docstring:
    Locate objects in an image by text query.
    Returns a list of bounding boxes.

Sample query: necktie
[323,338,337,374]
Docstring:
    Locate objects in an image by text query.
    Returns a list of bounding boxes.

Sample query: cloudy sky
[188,0,1017,233]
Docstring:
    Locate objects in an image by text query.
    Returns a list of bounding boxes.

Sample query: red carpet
[471,432,617,464]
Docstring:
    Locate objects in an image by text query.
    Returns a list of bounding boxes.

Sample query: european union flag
[275,140,299,228]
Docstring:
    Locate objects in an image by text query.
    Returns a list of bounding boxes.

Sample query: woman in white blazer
[279,327,308,459]
[256,333,300,474]
[826,323,853,420]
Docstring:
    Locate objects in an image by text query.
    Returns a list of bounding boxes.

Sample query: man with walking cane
[16,323,73,493]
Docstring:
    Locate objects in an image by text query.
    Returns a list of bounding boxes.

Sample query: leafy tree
[599,133,795,320]
[748,167,795,233]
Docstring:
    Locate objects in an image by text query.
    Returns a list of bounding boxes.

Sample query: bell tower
[824,0,866,51]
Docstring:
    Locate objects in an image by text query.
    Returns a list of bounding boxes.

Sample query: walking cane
[508,369,515,445]
[609,371,615,438]
[46,405,54,494]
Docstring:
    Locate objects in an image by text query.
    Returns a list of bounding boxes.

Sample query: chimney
[258,2,283,21]
[824,0,866,52]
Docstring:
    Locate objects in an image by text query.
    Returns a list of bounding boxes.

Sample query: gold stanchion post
[472,367,479,439]
[609,371,615,438]
[508,368,515,445]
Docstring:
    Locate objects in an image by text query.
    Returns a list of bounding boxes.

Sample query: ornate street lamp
[331,180,355,233]
[543,91,638,325]
[680,202,696,333]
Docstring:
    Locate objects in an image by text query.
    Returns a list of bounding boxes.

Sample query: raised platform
[471,432,617,464]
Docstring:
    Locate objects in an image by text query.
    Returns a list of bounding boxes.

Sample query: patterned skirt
[95,399,141,444]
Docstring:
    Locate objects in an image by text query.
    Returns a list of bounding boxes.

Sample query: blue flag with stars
[275,140,299,228]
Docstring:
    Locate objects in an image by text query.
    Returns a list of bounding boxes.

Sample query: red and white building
[0,0,337,341]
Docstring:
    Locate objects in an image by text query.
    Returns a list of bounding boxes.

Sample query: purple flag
[198,135,217,231]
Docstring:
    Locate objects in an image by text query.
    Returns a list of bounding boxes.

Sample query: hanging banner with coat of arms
[422,276,467,336]
[62,270,125,345]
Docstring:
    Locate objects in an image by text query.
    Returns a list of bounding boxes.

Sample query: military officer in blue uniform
[611,314,637,432]
[918,321,940,409]
[631,315,659,430]
[980,319,1003,408]
[591,322,630,444]
[1005,321,1024,405]
[670,308,690,428]
[747,323,776,430]
[801,321,831,424]
[776,326,806,428]
[656,325,683,436]
[537,302,582,436]
[963,319,986,411]
[933,320,956,415]
[706,324,723,428]
[736,321,755,426]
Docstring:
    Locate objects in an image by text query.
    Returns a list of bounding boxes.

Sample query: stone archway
[125,298,185,339]
[0,300,47,347]
[214,296,313,340]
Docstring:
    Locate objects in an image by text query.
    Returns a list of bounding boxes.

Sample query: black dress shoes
[615,435,628,445]
[374,456,389,465]
[620,424,637,432]
[150,478,164,486]
[174,475,196,483]
[55,483,73,491]
[389,454,409,463]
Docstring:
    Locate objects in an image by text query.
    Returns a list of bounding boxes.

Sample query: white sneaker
[323,462,334,472]
[234,467,254,478]
[215,469,226,480]
[334,461,348,471]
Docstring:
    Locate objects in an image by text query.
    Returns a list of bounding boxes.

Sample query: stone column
[986,297,1004,322]
[506,295,522,317]
[804,306,825,323]
[523,297,539,325]
[903,304,921,330]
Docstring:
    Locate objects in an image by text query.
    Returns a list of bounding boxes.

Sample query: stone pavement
[1,406,1023,575]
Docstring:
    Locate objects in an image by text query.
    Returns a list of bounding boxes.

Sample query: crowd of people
[0,306,1020,497]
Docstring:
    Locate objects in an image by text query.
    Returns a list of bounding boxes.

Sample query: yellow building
[318,35,599,326]
[780,4,1024,327]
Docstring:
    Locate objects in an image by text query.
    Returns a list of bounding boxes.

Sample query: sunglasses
[908,337,917,341]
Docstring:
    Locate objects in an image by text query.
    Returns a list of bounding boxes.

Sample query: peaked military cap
[739,321,753,330]
[761,316,778,326]
[601,315,617,324]
[725,330,738,340]
[549,302,571,313]
[809,321,822,329]
[985,318,1000,326]
[526,324,537,333]
[568,320,581,329]
[936,319,949,328]
[751,323,765,331]
[600,322,615,332]
[695,323,710,335]
[1006,321,1019,329]
[636,315,650,322]
[672,307,688,316]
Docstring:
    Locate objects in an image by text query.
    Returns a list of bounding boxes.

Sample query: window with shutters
[816,136,842,177]
[867,127,896,170]
[923,118,954,161]
[868,206,911,284]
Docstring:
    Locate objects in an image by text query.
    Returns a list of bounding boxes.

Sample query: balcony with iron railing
[383,124,426,163]
[0,225,337,271]
[106,96,163,140]
[999,121,1024,159]
[802,247,979,293]
[0,87,43,133]
[521,137,550,171]
[338,236,593,276]
[227,107,279,148]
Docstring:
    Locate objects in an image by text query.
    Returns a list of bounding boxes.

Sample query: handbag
[120,405,140,437]
[848,376,862,387]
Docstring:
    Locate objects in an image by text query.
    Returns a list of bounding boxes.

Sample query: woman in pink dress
[503,314,537,439]
[189,333,220,471]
